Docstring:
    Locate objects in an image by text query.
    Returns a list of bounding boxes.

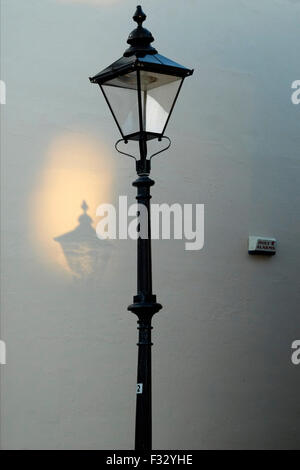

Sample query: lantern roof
[89,6,193,85]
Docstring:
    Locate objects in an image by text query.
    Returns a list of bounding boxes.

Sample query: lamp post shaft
[135,316,153,450]
[128,148,162,451]
[134,172,154,451]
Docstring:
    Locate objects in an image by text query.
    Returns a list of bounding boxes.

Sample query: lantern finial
[133,6,146,26]
[124,6,157,57]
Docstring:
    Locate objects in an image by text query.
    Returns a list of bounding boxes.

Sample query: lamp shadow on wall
[29,132,115,280]
[54,200,112,280]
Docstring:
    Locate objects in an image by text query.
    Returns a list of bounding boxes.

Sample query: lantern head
[90,6,193,143]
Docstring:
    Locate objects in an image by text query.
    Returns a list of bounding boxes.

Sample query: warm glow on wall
[30,133,115,276]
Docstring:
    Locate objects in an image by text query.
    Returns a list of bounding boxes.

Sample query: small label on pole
[136,383,143,394]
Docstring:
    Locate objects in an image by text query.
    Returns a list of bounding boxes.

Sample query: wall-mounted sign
[248,236,277,255]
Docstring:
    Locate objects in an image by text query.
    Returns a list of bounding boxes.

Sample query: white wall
[1,0,300,449]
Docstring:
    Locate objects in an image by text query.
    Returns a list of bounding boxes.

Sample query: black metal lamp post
[90,6,193,451]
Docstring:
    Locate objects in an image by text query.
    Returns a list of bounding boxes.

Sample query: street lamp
[90,5,193,451]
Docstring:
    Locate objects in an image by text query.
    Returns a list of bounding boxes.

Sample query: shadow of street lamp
[54,200,111,279]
